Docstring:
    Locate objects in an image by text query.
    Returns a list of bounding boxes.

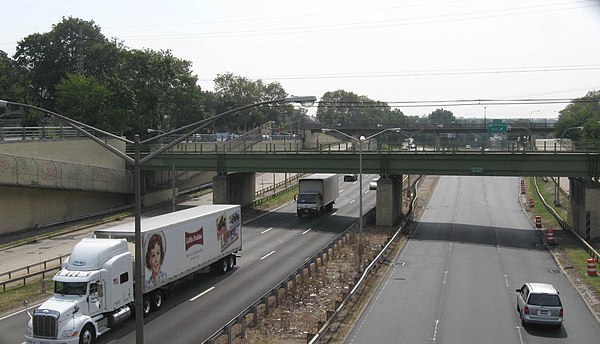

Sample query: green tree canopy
[316,90,404,126]
[212,73,292,132]
[428,108,455,124]
[556,90,600,140]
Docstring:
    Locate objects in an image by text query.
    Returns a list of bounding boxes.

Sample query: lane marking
[430,319,440,341]
[504,275,509,288]
[190,286,215,301]
[261,250,276,260]
[261,227,273,234]
[515,326,525,344]
[442,271,448,284]
[331,211,338,216]
[349,199,356,204]
[302,228,312,235]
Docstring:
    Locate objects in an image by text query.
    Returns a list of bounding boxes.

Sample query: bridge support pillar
[569,177,600,240]
[376,174,403,226]
[213,172,256,206]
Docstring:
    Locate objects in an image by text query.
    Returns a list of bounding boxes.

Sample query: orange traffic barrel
[587,258,597,277]
[546,228,555,245]
[529,198,535,207]
[535,216,542,228]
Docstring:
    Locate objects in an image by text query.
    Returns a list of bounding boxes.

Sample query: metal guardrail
[0,254,69,292]
[533,177,600,262]
[203,224,358,344]
[205,176,422,343]
[0,126,116,141]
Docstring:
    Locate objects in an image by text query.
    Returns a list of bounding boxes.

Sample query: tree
[556,90,600,141]
[316,90,404,126]
[212,73,291,132]
[0,50,28,102]
[13,17,111,108]
[428,108,455,124]
[54,74,123,131]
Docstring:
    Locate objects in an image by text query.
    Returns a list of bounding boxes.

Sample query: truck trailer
[24,204,242,344]
[296,173,339,217]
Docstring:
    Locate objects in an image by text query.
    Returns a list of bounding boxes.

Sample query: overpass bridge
[1,124,598,240]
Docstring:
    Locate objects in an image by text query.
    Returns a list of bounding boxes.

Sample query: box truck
[24,204,241,344]
[296,173,339,217]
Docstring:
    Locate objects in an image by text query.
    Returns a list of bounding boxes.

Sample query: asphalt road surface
[346,176,600,344]
[0,174,377,344]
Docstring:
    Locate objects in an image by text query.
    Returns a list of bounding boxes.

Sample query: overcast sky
[2,0,600,119]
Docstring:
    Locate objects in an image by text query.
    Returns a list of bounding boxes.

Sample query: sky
[1,0,600,119]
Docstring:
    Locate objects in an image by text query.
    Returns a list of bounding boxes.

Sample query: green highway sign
[487,120,508,133]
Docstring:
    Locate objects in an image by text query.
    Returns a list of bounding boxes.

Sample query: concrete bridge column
[213,172,256,206]
[569,177,600,240]
[376,174,403,226]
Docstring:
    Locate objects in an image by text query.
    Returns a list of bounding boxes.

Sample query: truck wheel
[151,290,163,311]
[219,258,228,274]
[227,255,235,271]
[142,296,152,317]
[79,324,95,344]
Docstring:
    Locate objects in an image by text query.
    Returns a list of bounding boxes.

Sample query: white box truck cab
[296,174,339,217]
[25,204,242,344]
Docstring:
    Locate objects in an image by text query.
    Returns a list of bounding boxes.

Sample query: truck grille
[33,309,59,339]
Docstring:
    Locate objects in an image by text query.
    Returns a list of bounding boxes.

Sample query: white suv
[516,283,563,327]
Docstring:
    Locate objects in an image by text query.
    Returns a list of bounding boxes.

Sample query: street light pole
[555,126,584,207]
[1,95,316,344]
[321,127,401,268]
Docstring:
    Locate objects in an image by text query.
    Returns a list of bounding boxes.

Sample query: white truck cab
[25,239,133,344]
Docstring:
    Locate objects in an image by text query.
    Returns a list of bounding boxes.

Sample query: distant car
[369,178,379,190]
[516,283,563,327]
[344,174,358,182]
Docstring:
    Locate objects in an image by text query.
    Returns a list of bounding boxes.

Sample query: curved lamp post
[1,95,316,344]
[554,126,584,206]
[321,127,401,267]
[529,109,540,124]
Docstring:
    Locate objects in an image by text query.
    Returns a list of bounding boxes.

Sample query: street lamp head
[359,135,366,141]
[0,100,8,108]
[389,127,402,132]
[284,96,317,107]
[321,128,333,133]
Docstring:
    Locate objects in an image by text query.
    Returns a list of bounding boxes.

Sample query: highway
[0,174,377,344]
[346,176,600,344]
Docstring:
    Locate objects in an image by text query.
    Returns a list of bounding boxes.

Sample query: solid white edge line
[190,286,215,301]
[0,301,44,321]
[261,250,276,260]
[302,228,312,235]
[261,227,273,234]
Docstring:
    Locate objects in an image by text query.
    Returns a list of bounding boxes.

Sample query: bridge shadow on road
[410,221,546,251]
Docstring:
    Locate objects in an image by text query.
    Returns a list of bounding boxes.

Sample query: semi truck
[24,204,242,344]
[296,173,339,217]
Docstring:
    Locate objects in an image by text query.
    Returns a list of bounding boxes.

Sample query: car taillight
[524,306,529,315]
[559,308,563,317]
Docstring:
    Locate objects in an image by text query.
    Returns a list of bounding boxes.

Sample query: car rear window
[529,294,561,307]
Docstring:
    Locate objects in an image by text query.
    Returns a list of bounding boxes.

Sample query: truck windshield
[297,194,317,204]
[55,281,87,296]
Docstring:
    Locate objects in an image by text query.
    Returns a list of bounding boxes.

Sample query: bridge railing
[0,153,133,193]
[0,126,118,141]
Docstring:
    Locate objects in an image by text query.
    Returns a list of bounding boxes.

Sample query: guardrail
[203,224,358,344]
[0,254,69,292]
[0,126,116,141]
[205,176,422,343]
[533,177,600,262]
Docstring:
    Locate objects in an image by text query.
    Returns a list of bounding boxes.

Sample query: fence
[0,254,70,292]
[205,176,422,343]
[0,126,113,141]
[533,177,600,262]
